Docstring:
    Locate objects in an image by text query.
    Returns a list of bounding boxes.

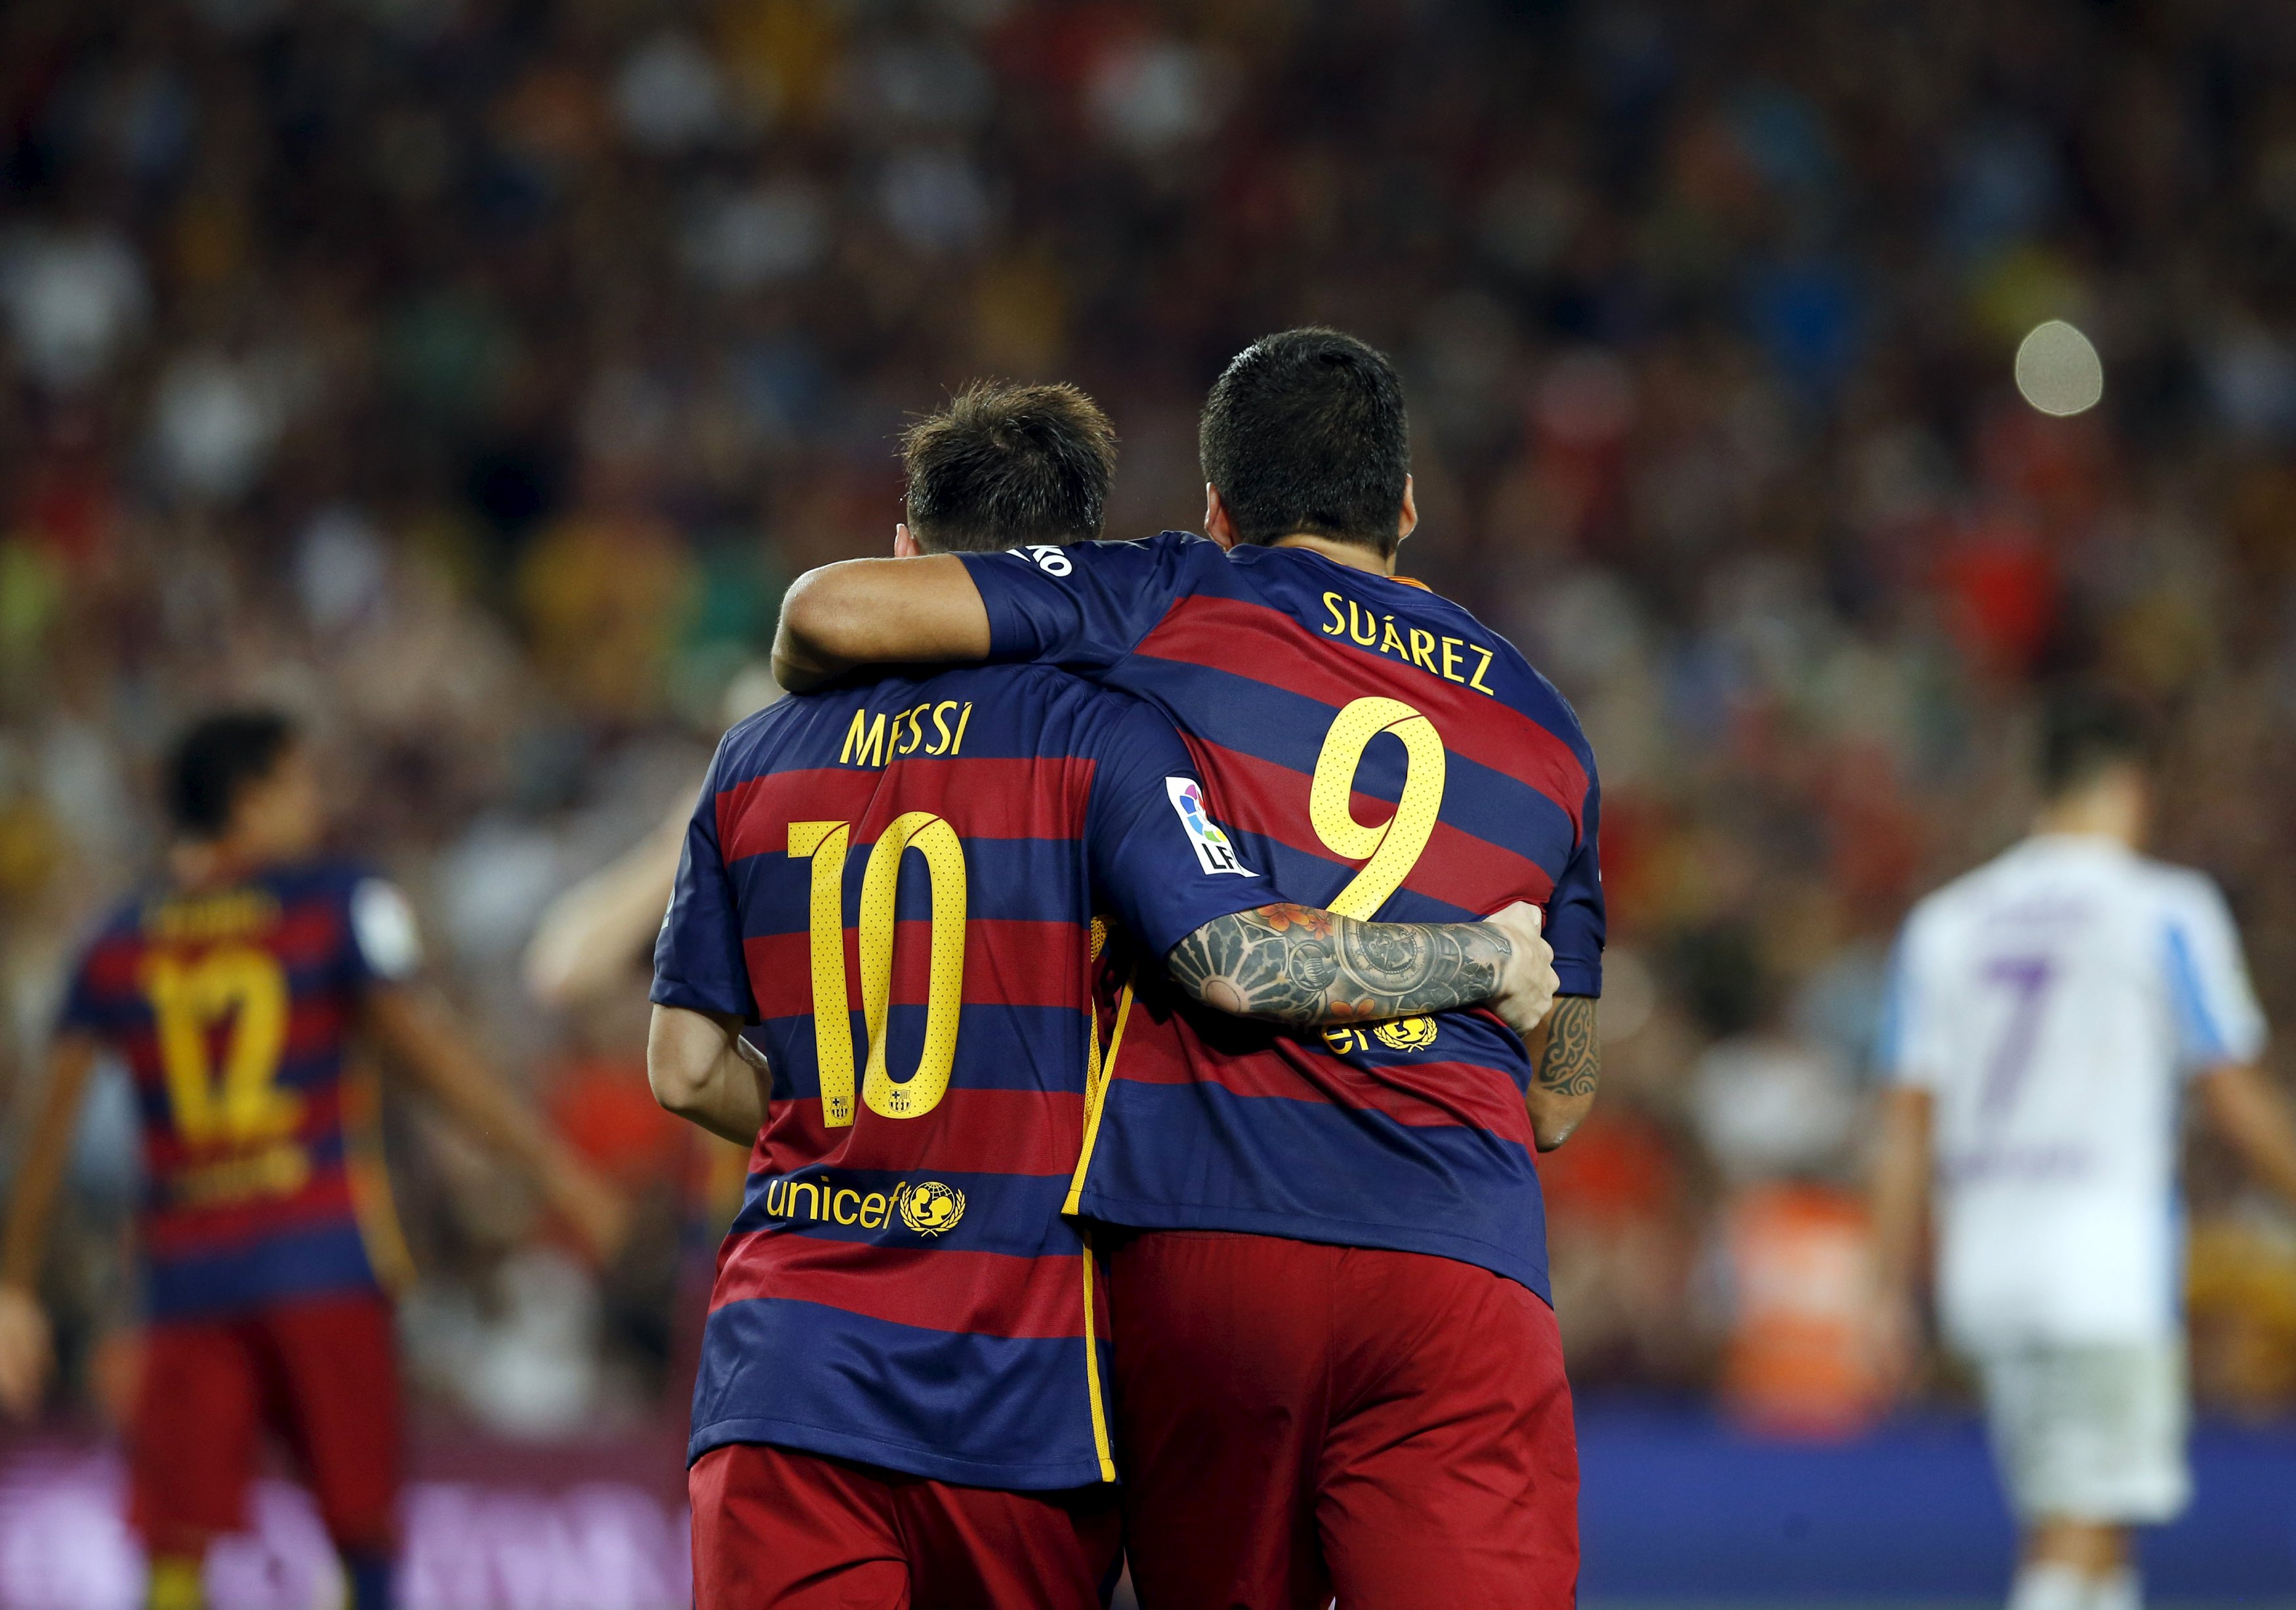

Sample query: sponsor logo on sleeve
[1165,777,1254,877]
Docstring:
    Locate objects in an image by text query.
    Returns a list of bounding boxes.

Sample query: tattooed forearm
[1534,995,1599,1098]
[1166,903,1511,1029]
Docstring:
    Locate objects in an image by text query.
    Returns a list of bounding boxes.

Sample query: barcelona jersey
[57,863,417,1323]
[960,533,1605,1300]
[653,664,1270,1489]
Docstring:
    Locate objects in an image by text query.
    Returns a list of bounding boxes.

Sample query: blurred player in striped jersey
[1873,690,2296,1610]
[0,710,626,1610]
[647,381,1557,1609]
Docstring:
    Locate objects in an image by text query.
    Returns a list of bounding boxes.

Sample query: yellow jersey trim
[1064,981,1132,1216]
[1080,1230,1117,1482]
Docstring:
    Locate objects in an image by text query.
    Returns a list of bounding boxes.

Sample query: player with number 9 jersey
[964,530,1602,1290]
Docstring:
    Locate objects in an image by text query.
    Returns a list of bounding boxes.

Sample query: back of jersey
[652,662,1265,1490]
[1881,835,2266,1348]
[958,533,1604,1300]
[58,864,417,1321]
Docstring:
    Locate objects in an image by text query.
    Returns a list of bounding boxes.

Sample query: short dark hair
[2038,688,2148,799]
[1199,327,1410,552]
[900,381,1117,553]
[168,709,297,839]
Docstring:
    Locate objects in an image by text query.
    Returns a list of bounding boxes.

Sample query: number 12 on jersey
[789,815,967,1127]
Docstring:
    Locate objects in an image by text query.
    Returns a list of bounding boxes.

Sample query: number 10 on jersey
[790,815,968,1126]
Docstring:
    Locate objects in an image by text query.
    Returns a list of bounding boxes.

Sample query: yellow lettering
[143,948,298,1147]
[1309,697,1448,918]
[859,1192,888,1228]
[1467,644,1498,695]
[1440,637,1465,682]
[787,1180,821,1219]
[832,1187,861,1224]
[1380,617,1408,658]
[928,701,957,754]
[1347,600,1377,646]
[766,1179,785,1214]
[144,890,281,943]
[789,822,857,1125]
[840,709,889,768]
[857,813,966,1121]
[1408,629,1438,671]
[1322,592,1348,636]
[951,703,974,754]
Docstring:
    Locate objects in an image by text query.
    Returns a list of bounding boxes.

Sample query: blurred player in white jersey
[1872,690,2296,1610]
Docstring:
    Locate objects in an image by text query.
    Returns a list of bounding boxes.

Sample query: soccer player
[647,380,1561,1610]
[1872,691,2296,1610]
[0,711,626,1610]
[771,331,1603,1609]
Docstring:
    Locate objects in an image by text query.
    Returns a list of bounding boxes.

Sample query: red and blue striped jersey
[652,663,1270,1489]
[961,533,1605,1300]
[56,863,417,1322]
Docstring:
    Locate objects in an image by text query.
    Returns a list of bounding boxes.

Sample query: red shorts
[1108,1231,1578,1610]
[691,1442,1120,1610]
[131,1289,400,1558]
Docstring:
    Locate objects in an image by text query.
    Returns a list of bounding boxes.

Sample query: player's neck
[2029,810,2139,850]
[169,837,264,888]
[1269,533,1397,577]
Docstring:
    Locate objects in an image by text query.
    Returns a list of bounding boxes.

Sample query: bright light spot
[2015,319,2104,417]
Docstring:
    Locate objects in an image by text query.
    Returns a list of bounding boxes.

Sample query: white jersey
[1879,834,2266,1348]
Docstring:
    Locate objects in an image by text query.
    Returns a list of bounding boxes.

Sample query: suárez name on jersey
[840,700,975,768]
[1319,592,1498,695]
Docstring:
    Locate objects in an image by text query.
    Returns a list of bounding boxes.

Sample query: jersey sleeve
[650,743,760,1022]
[1546,778,1605,997]
[1875,906,1948,1089]
[957,533,1208,673]
[2163,877,2268,1071]
[346,878,424,986]
[1080,696,1271,959]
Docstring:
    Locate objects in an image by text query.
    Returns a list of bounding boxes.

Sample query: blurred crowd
[9,0,2296,1439]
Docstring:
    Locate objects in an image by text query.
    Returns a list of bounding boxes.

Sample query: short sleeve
[1546,779,1605,997]
[958,533,1210,674]
[650,744,759,1021]
[1875,909,1946,1089]
[1080,696,1271,958]
[346,878,424,984]
[2163,878,2268,1070]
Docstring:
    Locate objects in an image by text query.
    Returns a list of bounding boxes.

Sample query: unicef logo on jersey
[896,1180,967,1236]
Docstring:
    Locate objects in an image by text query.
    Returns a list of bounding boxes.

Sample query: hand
[546,1157,633,1266]
[0,1286,54,1421]
[1484,902,1559,1039]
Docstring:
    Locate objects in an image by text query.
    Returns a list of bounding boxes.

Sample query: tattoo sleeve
[1534,995,1599,1097]
[1164,904,1511,1029]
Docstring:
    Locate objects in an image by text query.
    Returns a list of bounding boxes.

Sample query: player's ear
[893,523,922,559]
[1395,476,1418,547]
[1204,485,1240,549]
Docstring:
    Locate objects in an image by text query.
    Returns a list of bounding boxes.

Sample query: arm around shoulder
[773,555,991,692]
